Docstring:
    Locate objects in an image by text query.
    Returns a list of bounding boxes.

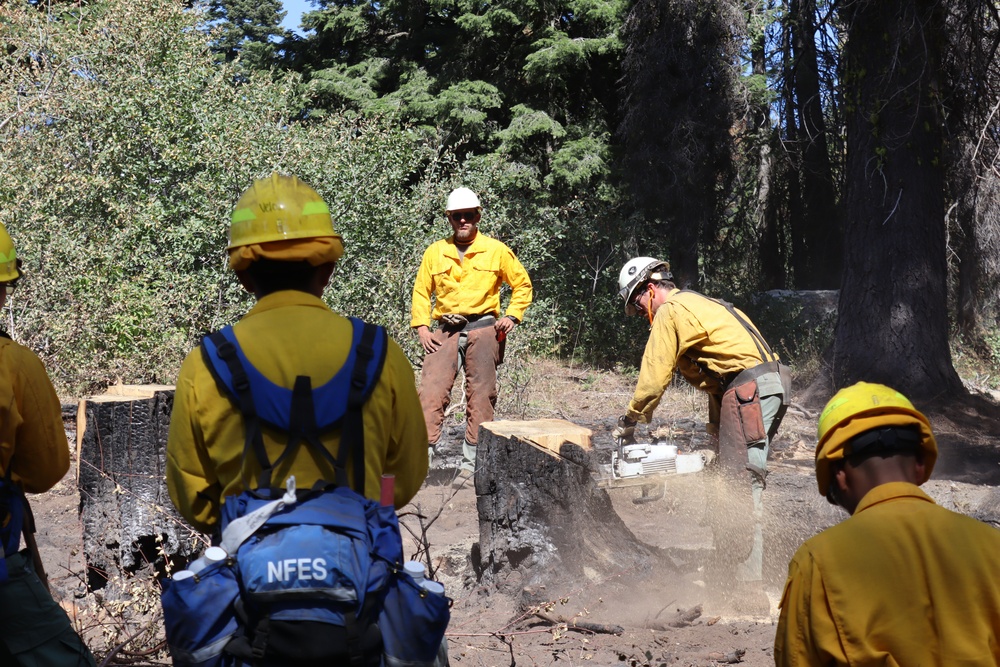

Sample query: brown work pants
[419,325,499,446]
[707,363,789,569]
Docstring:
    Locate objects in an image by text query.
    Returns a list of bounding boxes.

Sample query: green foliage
[207,0,290,70]
[0,0,450,393]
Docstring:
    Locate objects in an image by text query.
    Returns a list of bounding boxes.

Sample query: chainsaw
[596,435,712,503]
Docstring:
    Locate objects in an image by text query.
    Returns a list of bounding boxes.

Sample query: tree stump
[78,386,201,598]
[475,419,665,595]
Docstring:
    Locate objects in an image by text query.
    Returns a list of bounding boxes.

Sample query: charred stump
[78,386,201,598]
[474,419,664,595]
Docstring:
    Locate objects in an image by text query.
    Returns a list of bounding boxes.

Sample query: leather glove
[612,415,637,443]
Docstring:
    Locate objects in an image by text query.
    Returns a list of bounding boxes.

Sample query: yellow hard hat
[0,223,20,283]
[228,173,343,251]
[815,382,937,496]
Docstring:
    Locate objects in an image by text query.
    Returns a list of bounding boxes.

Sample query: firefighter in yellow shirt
[166,174,428,533]
[775,382,1000,665]
[411,188,533,477]
[614,257,790,613]
[0,223,96,666]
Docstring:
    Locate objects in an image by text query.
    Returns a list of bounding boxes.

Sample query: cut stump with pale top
[474,419,666,596]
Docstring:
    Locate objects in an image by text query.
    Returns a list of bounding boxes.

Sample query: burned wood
[646,603,703,630]
[79,388,201,599]
[532,609,624,636]
[475,420,665,594]
[706,648,746,663]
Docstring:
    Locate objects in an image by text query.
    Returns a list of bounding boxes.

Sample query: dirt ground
[29,358,1000,666]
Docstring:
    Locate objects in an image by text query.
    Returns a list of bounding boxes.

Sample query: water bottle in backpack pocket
[162,557,241,667]
[380,567,451,667]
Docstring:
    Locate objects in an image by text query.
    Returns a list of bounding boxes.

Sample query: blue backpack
[161,318,450,667]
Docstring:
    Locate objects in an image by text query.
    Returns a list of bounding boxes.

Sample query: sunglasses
[449,210,480,222]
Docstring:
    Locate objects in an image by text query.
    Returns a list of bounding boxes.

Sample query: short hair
[245,259,323,296]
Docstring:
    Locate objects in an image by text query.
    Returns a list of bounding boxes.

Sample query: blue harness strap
[0,466,26,583]
[200,317,388,494]
[191,317,390,665]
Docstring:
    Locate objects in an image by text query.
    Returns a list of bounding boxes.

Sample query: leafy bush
[0,0,656,395]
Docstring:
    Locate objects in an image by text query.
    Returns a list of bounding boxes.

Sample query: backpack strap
[201,319,388,494]
[0,465,25,583]
[341,321,384,496]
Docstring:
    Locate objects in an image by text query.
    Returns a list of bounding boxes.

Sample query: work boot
[460,440,477,473]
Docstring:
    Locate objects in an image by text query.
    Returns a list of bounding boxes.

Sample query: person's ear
[834,467,849,493]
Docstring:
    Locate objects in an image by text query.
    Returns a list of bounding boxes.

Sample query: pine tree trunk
[833,0,964,400]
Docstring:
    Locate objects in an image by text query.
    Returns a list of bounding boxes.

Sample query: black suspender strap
[680,290,777,362]
[207,331,273,492]
[340,323,379,496]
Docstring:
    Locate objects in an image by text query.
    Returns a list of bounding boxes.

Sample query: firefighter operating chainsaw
[613,257,791,613]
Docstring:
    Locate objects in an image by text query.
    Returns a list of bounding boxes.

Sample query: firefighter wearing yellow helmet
[775,382,1000,665]
[0,223,97,665]
[166,173,427,528]
[164,174,435,663]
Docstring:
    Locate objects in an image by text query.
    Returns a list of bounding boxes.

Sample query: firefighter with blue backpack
[0,223,96,666]
[164,174,443,666]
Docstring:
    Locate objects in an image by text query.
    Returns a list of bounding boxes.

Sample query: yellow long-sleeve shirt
[775,482,1000,666]
[410,232,533,328]
[627,290,768,423]
[0,338,67,494]
[166,291,428,533]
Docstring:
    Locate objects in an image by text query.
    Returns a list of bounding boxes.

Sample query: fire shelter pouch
[162,559,240,667]
[379,570,451,667]
[734,382,767,444]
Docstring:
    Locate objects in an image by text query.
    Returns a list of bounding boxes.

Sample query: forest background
[2,0,1000,405]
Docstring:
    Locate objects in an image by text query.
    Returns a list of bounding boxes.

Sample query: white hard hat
[618,257,672,315]
[446,187,482,212]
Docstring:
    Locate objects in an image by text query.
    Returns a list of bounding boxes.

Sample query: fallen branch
[646,603,702,630]
[533,610,624,635]
[706,648,745,663]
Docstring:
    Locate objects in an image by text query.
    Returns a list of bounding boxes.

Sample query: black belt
[726,360,783,390]
[439,314,497,332]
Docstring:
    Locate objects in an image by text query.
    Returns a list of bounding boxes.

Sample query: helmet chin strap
[645,285,655,325]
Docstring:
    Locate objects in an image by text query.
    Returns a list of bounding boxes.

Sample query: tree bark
[474,419,665,596]
[832,0,964,399]
[78,387,200,599]
[789,0,841,289]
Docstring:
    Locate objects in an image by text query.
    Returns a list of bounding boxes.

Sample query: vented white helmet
[446,187,481,212]
[618,257,672,315]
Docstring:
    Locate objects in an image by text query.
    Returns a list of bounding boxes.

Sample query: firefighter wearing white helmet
[411,187,533,480]
[0,223,97,665]
[613,256,791,614]
[775,382,1000,665]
